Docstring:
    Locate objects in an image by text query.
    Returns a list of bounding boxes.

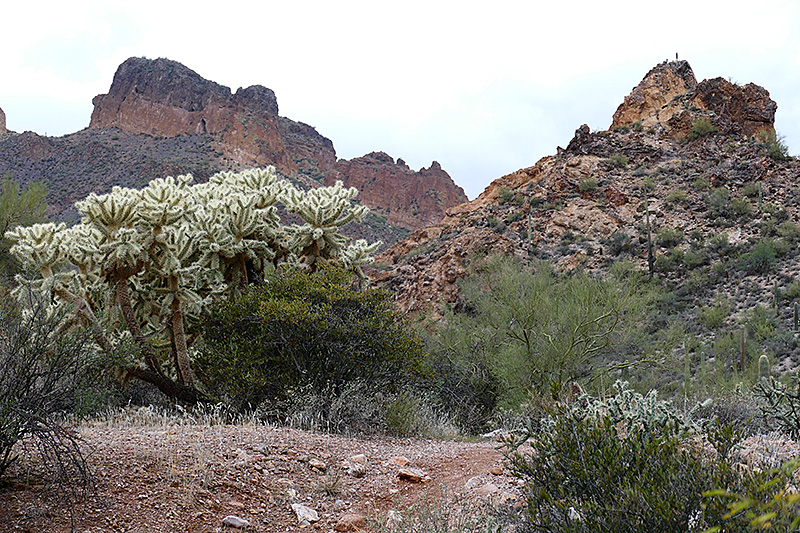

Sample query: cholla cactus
[5,167,378,402]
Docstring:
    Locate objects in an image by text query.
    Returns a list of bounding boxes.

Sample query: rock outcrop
[610,60,777,139]
[87,57,463,231]
[611,60,698,131]
[333,152,467,230]
[0,106,6,134]
[371,60,793,321]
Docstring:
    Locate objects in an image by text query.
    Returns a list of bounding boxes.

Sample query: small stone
[397,467,430,483]
[309,458,326,471]
[349,453,367,464]
[387,456,410,467]
[475,483,499,497]
[490,466,503,476]
[222,515,250,528]
[334,513,367,531]
[291,503,320,523]
[464,476,486,490]
[387,510,403,526]
[348,463,366,478]
[333,499,347,511]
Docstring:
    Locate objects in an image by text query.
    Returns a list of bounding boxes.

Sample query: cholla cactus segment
[286,180,368,227]
[342,239,382,269]
[6,222,67,275]
[76,186,141,234]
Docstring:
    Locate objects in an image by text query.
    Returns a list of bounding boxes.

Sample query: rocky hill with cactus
[0,57,467,245]
[371,60,800,373]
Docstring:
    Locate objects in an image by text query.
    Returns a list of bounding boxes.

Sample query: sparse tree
[0,173,48,282]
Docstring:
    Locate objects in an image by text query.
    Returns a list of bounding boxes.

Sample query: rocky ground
[0,413,524,533]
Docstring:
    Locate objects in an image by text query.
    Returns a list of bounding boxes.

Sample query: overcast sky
[2,0,799,199]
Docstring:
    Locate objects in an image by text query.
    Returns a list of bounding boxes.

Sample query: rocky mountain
[0,106,5,134]
[371,60,800,338]
[0,57,467,241]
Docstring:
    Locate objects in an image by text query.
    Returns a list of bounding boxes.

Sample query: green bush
[706,187,731,217]
[698,299,730,330]
[434,256,650,408]
[506,387,763,533]
[688,117,717,141]
[739,240,777,274]
[608,154,629,168]
[578,177,599,192]
[196,265,428,414]
[757,129,790,161]
[665,189,688,204]
[656,227,685,248]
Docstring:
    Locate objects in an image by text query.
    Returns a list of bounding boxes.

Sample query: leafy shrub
[197,265,428,415]
[742,182,761,198]
[739,240,777,274]
[496,186,515,204]
[434,256,650,408]
[688,117,717,140]
[602,232,632,256]
[698,299,730,330]
[706,187,731,217]
[757,129,790,161]
[665,189,688,204]
[730,197,752,217]
[506,385,758,533]
[608,154,629,168]
[656,227,685,248]
[578,177,599,192]
[692,177,711,190]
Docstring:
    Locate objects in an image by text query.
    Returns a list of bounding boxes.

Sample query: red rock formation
[333,152,468,230]
[610,60,777,139]
[89,57,464,231]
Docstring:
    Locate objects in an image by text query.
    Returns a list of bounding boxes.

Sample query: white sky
[2,0,799,199]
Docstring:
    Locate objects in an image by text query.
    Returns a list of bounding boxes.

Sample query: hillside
[371,60,800,368]
[0,57,468,245]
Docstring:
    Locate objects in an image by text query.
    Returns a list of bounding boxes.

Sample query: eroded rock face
[0,106,6,134]
[611,60,697,130]
[610,60,776,140]
[333,152,468,230]
[87,57,465,231]
[692,78,777,137]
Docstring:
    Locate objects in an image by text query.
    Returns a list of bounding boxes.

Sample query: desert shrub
[707,187,731,217]
[602,231,632,256]
[434,256,651,408]
[777,221,800,243]
[739,240,777,274]
[608,154,629,168]
[688,117,717,140]
[742,182,761,198]
[496,186,515,204]
[693,176,711,190]
[0,293,100,508]
[506,387,762,533]
[757,129,790,161]
[656,227,685,248]
[744,305,776,342]
[578,177,599,192]
[197,264,428,415]
[730,197,752,217]
[665,189,688,204]
[698,299,730,330]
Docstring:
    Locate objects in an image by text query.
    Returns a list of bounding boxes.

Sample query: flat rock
[334,512,367,531]
[291,503,319,523]
[397,467,430,483]
[222,515,250,528]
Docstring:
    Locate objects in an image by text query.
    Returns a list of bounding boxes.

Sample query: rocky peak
[610,59,776,140]
[371,60,793,320]
[0,106,5,134]
[611,60,697,130]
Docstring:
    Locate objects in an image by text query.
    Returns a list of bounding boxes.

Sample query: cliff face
[371,60,793,321]
[0,106,5,134]
[87,57,464,230]
[333,153,468,229]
